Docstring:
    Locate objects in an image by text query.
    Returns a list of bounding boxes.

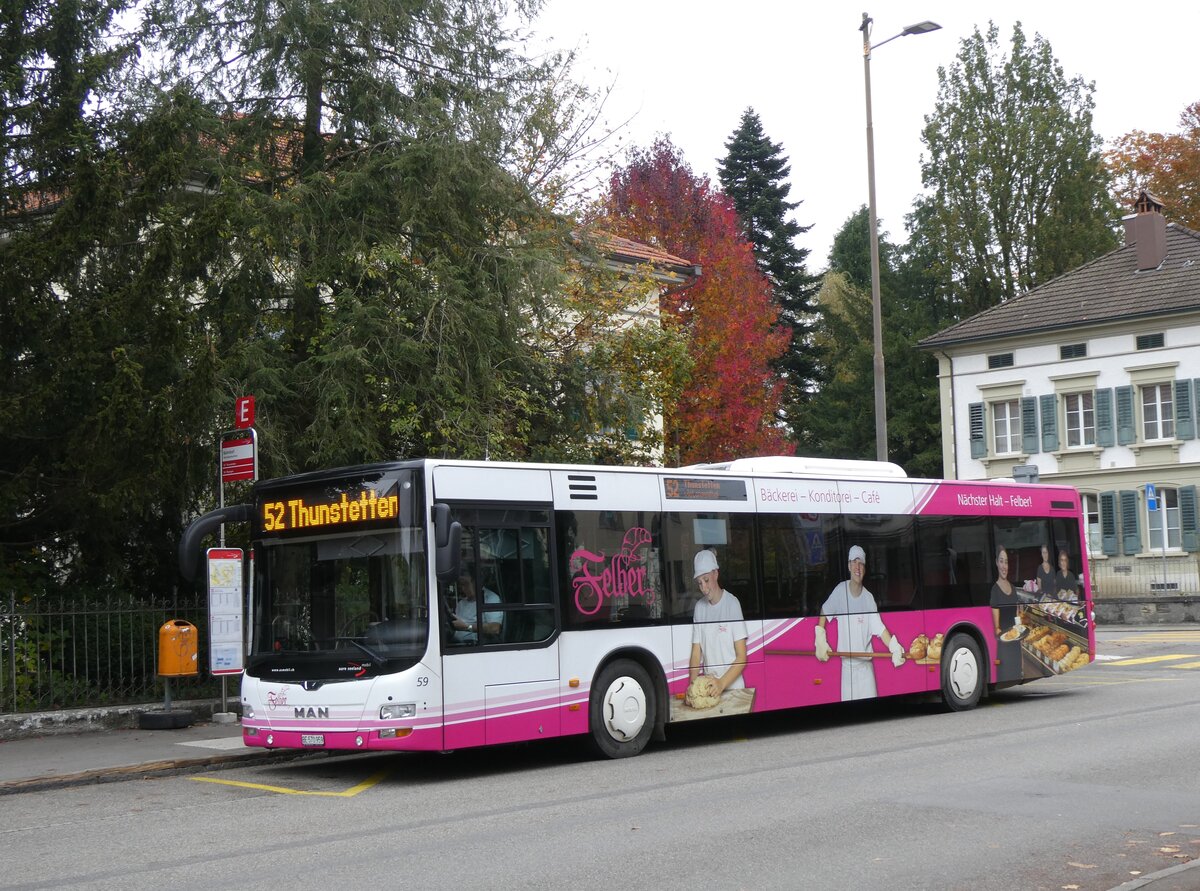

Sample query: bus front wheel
[940,633,983,711]
[589,659,656,759]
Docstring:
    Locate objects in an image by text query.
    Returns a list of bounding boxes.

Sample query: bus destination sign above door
[663,477,748,501]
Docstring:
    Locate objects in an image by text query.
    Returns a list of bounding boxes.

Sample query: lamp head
[901,20,941,36]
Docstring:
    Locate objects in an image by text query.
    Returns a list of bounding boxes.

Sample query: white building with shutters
[920,193,1200,597]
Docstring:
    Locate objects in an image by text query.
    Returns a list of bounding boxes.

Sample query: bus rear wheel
[940,632,983,711]
[589,659,656,759]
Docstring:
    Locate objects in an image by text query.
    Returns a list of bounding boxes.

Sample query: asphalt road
[3,626,1199,891]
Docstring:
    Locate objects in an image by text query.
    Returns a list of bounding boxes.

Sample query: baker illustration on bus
[813,544,907,700]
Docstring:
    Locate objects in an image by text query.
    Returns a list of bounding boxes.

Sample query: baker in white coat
[688,549,748,693]
[813,545,905,700]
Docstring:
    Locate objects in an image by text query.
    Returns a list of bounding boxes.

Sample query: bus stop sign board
[206,548,244,675]
[220,431,257,483]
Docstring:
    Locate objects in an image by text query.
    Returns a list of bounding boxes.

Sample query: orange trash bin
[158,619,199,677]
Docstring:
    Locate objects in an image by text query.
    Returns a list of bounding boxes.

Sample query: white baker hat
[693,549,719,578]
[848,545,866,564]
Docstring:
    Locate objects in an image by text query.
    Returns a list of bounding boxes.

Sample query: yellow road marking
[1172,661,1200,669]
[189,769,390,797]
[1100,655,1197,666]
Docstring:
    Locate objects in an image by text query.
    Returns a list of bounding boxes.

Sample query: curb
[0,746,326,796]
[1108,857,1200,890]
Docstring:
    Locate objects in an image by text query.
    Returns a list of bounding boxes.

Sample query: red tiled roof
[593,232,694,270]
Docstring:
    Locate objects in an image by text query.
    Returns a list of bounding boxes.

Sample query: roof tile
[920,223,1200,349]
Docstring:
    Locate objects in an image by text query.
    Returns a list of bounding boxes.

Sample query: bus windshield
[252,528,429,674]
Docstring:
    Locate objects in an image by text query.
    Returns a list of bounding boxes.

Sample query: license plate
[300,734,325,746]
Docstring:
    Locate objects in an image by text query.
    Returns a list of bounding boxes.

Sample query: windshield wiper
[345,637,387,664]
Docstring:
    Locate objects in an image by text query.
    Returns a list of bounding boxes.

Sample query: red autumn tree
[603,137,792,465]
[1106,101,1200,229]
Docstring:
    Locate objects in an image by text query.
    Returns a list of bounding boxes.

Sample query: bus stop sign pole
[214,397,257,722]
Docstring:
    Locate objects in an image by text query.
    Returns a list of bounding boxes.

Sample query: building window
[1082,494,1101,556]
[1147,487,1180,550]
[987,352,1014,369]
[1141,384,1174,441]
[1136,333,1164,351]
[1064,392,1095,447]
[1059,343,1087,360]
[992,399,1020,455]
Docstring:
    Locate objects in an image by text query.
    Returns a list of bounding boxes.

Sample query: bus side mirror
[432,503,462,582]
[179,503,254,584]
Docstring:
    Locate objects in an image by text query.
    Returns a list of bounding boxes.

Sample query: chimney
[1122,190,1167,271]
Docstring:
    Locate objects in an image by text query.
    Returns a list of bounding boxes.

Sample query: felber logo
[570,526,655,616]
[266,689,288,710]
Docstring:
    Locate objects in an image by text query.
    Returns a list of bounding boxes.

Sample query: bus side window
[842,514,918,612]
[917,516,990,609]
[758,513,838,618]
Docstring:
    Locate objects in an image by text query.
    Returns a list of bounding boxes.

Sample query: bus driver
[813,545,906,700]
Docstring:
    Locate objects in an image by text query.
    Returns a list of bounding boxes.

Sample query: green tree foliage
[2,96,221,594]
[137,0,581,474]
[916,21,1118,319]
[717,108,818,437]
[808,269,874,462]
[808,208,941,478]
[2,0,625,595]
[0,0,134,196]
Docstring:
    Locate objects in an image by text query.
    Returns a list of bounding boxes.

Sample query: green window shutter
[1175,379,1195,439]
[1116,386,1136,445]
[1181,485,1199,552]
[1039,394,1058,451]
[1099,491,1119,556]
[969,402,986,458]
[1021,396,1039,453]
[1119,489,1141,555]
[1095,388,1115,447]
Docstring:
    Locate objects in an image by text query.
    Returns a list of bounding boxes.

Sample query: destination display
[663,477,748,502]
[261,485,400,534]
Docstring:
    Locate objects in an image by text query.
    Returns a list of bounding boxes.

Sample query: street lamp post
[860,13,940,463]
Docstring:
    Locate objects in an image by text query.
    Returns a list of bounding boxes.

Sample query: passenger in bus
[688,549,748,694]
[1054,550,1079,601]
[450,574,502,644]
[1034,545,1056,599]
[813,545,906,700]
[991,546,1021,683]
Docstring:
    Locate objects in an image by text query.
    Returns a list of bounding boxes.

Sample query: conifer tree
[717,108,818,442]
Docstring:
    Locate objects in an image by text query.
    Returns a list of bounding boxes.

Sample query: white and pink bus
[180,456,1094,758]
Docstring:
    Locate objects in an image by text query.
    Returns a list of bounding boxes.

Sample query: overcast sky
[524,1,1199,270]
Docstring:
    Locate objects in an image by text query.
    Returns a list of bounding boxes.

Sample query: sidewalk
[0,702,319,795]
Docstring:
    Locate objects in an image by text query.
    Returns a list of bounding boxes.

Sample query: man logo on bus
[570,527,654,616]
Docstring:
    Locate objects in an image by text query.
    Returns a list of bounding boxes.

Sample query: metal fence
[1088,554,1200,597]
[1,591,222,714]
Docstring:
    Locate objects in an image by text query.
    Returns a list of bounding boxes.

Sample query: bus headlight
[380,703,416,720]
